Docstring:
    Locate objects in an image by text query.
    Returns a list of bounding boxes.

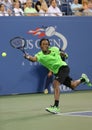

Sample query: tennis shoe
[46,106,60,114]
[87,82,92,87]
[81,73,90,84]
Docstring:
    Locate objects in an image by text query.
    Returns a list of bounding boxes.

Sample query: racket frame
[10,36,27,55]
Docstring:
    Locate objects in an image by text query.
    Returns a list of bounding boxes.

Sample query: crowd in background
[0,0,92,16]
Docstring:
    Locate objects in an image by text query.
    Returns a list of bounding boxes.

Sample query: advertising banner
[0,17,92,95]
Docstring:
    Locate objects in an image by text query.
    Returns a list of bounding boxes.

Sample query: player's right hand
[24,54,30,60]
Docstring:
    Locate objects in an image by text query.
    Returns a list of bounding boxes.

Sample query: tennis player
[43,49,68,94]
[24,38,92,114]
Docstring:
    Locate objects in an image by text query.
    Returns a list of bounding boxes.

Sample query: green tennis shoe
[87,82,92,87]
[81,73,89,83]
[46,106,60,114]
[81,73,92,87]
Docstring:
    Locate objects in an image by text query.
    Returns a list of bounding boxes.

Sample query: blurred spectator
[0,0,14,14]
[2,0,13,11]
[35,0,43,12]
[78,0,82,4]
[47,0,63,16]
[60,2,72,15]
[56,0,61,7]
[22,2,26,10]
[13,0,21,8]
[82,0,92,15]
[82,0,88,9]
[19,0,26,5]
[0,3,12,15]
[82,0,88,10]
[35,0,48,12]
[13,1,24,15]
[70,0,83,15]
[24,0,38,16]
[45,0,49,7]
[39,0,48,15]
[18,0,27,9]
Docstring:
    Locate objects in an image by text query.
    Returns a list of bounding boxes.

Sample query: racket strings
[10,38,26,49]
[10,37,27,55]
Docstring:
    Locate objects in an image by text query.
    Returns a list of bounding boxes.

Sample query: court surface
[0,90,92,130]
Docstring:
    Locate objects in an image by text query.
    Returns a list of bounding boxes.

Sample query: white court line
[57,111,92,118]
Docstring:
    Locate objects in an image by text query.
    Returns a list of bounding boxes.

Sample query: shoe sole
[45,108,59,114]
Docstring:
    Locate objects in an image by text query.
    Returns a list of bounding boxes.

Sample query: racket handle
[24,54,30,60]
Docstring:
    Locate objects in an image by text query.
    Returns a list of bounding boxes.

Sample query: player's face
[40,40,49,52]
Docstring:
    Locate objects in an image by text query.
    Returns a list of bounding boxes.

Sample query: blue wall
[0,17,92,95]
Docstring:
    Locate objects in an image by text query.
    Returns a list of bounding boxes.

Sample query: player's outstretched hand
[24,54,30,60]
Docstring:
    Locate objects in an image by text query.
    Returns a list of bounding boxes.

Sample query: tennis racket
[10,36,27,55]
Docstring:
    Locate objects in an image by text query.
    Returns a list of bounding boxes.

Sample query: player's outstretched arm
[24,54,37,62]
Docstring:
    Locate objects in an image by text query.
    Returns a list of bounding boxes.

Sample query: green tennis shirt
[35,47,67,74]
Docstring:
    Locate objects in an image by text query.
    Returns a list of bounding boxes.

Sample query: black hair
[0,4,4,8]
[39,38,50,46]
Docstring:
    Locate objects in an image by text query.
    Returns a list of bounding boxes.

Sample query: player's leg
[44,75,53,94]
[46,66,69,114]
[64,74,92,90]
[70,79,83,89]
[43,76,49,94]
[45,79,61,114]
